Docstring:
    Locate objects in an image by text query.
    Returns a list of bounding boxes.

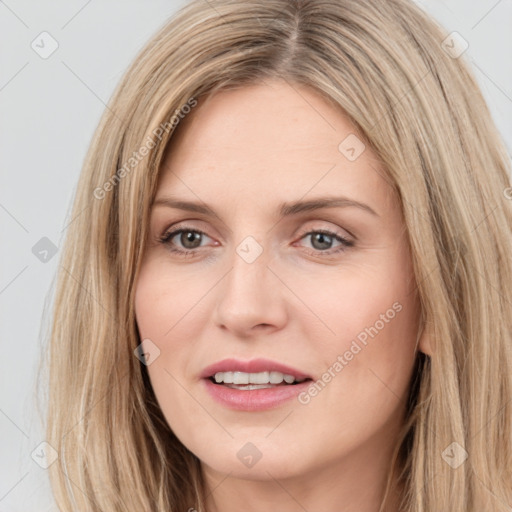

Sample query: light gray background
[1,1,511,510]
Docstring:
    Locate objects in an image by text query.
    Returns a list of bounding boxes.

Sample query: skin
[134,79,431,512]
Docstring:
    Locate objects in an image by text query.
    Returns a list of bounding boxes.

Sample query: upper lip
[200,358,312,380]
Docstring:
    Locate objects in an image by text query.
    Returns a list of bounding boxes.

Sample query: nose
[213,242,288,338]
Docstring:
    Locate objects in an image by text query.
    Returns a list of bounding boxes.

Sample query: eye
[296,229,354,256]
[158,226,214,256]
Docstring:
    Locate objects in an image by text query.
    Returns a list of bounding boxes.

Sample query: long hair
[42,0,512,510]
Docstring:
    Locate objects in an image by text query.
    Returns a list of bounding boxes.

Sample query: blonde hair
[42,0,512,510]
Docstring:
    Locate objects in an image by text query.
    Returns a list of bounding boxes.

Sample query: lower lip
[202,378,312,411]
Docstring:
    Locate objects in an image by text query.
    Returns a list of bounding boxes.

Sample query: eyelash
[157,225,354,258]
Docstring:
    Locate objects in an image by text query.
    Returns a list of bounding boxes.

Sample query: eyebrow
[152,196,379,217]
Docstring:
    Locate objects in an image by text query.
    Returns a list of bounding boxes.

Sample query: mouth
[200,358,313,410]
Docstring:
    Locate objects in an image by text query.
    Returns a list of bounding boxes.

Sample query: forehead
[157,80,393,214]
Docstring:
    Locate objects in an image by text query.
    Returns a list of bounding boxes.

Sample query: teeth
[224,384,275,390]
[213,370,306,385]
[222,372,234,384]
[270,371,284,384]
[249,371,269,384]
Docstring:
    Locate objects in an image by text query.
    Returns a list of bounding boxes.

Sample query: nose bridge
[224,237,270,304]
[214,235,286,333]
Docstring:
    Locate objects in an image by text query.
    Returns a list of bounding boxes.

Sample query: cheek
[134,260,207,342]
[134,270,169,341]
[133,263,195,396]
[292,286,418,459]
[295,260,416,354]
[134,265,203,433]
[291,250,419,404]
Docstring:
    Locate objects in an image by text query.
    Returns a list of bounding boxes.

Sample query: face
[134,79,427,485]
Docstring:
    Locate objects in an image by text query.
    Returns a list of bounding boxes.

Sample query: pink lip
[200,358,311,380]
[200,358,313,412]
[202,378,312,411]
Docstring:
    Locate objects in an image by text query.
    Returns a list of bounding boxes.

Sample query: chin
[194,436,313,481]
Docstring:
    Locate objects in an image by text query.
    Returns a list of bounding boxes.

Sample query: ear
[416,317,433,356]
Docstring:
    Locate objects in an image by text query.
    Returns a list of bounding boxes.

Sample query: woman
[45,0,512,510]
